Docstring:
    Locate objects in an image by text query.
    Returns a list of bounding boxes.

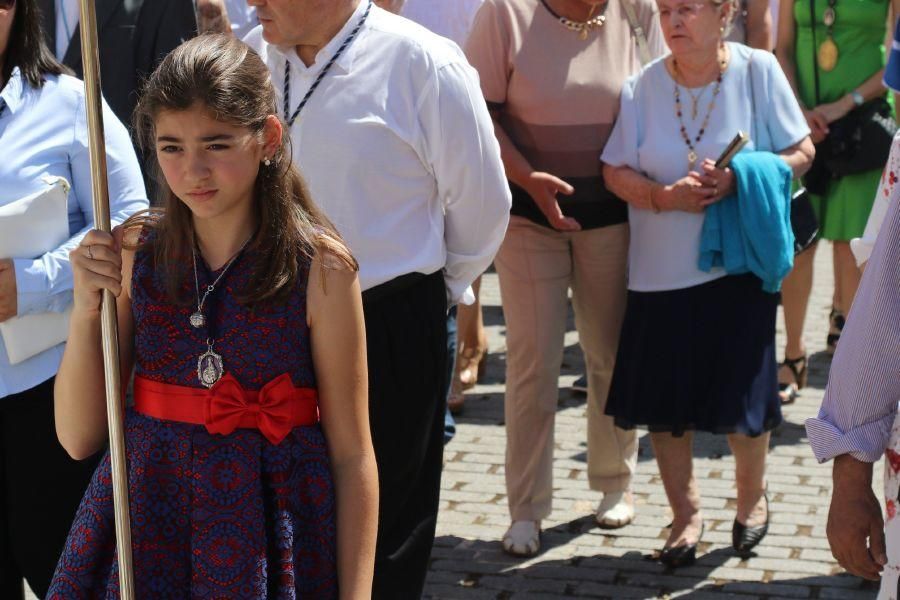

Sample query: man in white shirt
[243,1,510,596]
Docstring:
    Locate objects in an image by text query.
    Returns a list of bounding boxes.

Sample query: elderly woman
[0,0,147,595]
[601,0,814,566]
[466,0,666,556]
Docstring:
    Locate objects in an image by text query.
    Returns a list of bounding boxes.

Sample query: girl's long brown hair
[127,34,357,305]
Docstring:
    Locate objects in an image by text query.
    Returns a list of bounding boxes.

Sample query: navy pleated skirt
[606,273,782,437]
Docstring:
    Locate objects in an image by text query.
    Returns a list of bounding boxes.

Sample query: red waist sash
[133,373,319,445]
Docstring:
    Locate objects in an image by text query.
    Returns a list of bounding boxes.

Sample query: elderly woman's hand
[0,259,16,323]
[694,158,737,205]
[522,171,582,232]
[69,229,124,318]
[657,176,717,213]
[803,108,830,144]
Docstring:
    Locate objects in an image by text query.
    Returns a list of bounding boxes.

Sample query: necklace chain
[539,0,608,39]
[191,235,252,318]
[673,50,727,171]
[283,1,372,127]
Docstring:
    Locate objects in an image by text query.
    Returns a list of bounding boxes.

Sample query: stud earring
[263,157,271,167]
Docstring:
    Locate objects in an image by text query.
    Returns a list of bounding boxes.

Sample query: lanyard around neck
[282,1,373,128]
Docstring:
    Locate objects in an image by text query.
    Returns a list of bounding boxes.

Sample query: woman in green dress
[775,0,898,403]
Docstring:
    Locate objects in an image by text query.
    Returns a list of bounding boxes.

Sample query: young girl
[47,35,378,598]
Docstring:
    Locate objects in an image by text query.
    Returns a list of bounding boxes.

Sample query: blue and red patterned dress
[48,237,338,599]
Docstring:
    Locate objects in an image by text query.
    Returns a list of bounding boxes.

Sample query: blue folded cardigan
[698,151,795,293]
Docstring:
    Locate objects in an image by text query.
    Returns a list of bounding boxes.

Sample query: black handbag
[802,0,897,195]
[748,54,819,254]
[790,187,819,253]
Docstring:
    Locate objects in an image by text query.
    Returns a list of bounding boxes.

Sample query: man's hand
[0,259,17,323]
[522,171,581,232]
[828,454,886,581]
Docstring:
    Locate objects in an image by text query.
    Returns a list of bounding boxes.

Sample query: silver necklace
[190,237,251,329]
[190,236,252,388]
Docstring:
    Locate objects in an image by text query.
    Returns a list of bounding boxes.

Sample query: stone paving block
[573,582,658,598]
[719,581,813,598]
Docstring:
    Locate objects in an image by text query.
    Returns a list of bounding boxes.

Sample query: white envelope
[0,177,73,365]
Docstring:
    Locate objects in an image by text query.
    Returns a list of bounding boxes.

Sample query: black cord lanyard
[282,1,372,128]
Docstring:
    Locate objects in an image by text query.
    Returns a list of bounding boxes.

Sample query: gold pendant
[688,150,698,171]
[579,27,588,40]
[818,37,839,72]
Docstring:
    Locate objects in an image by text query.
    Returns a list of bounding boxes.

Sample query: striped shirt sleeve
[806,187,900,463]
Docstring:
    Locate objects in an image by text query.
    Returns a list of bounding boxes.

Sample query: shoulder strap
[747,51,770,150]
[622,0,652,66]
[808,0,821,105]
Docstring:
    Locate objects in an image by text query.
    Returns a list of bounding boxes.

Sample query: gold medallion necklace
[817,0,839,72]
[539,0,608,40]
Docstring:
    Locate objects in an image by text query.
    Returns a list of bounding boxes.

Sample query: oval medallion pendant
[198,349,224,388]
[818,37,839,72]
[190,312,206,329]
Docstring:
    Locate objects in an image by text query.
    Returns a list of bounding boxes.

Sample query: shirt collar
[0,68,26,115]
[276,0,373,76]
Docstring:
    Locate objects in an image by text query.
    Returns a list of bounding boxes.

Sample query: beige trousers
[496,217,638,521]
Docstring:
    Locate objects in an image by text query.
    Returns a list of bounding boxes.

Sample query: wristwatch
[850,90,865,107]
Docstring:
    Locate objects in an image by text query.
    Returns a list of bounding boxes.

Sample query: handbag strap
[622,0,652,66]
[807,0,821,105]
[747,52,770,150]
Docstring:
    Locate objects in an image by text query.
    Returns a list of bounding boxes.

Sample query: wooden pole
[77,1,135,597]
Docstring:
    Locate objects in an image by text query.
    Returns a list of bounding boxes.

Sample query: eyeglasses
[0,0,15,9]
[658,2,711,21]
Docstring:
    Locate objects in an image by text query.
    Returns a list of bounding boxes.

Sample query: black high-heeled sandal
[658,521,704,568]
[826,309,845,355]
[732,492,769,558]
[778,355,808,405]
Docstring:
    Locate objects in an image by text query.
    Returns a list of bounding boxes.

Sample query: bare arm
[602,136,814,213]
[744,0,773,51]
[308,255,378,600]
[490,113,580,231]
[55,228,135,460]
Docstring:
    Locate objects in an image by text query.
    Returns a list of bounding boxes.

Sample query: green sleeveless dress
[793,0,890,241]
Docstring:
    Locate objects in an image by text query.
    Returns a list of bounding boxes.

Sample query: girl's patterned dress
[47,235,338,599]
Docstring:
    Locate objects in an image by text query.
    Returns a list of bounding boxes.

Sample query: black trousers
[0,377,98,599]
[365,272,448,599]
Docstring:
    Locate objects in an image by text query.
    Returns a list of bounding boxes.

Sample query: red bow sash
[133,374,319,445]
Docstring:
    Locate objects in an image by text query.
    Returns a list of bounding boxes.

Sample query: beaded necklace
[673,50,727,171]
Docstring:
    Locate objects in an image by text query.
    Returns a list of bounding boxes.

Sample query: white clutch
[0,176,73,365]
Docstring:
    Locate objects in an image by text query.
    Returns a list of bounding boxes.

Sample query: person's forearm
[334,453,379,599]
[602,164,662,211]
[834,454,875,489]
[490,115,534,188]
[54,312,110,459]
[778,138,816,178]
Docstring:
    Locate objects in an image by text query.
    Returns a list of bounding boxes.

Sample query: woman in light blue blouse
[600,0,814,568]
[0,0,147,596]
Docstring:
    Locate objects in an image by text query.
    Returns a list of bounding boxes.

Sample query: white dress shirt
[401,0,484,47]
[243,2,510,303]
[0,69,148,398]
[54,0,80,60]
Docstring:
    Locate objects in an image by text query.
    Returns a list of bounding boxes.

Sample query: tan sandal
[457,342,487,390]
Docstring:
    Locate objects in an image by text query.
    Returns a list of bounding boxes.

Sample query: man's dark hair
[4,0,70,88]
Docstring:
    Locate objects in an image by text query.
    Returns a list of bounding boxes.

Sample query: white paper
[0,177,73,364]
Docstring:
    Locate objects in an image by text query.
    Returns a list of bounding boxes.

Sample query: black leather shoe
[733,493,769,557]
[658,522,704,568]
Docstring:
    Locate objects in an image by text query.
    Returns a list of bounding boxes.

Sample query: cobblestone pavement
[425,243,884,599]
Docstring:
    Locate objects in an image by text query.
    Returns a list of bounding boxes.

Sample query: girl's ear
[262,115,283,160]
